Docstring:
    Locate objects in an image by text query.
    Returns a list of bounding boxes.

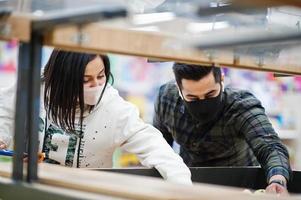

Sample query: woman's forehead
[84,56,104,76]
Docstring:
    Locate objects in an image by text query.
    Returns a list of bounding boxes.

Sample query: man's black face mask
[181,83,224,123]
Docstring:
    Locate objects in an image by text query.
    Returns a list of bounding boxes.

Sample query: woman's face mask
[180,83,224,123]
[83,56,107,106]
[83,84,105,105]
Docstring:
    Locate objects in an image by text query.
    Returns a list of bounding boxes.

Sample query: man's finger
[276,185,289,195]
[266,184,277,193]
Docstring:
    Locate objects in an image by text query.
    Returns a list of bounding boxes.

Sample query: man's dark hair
[42,49,113,132]
[172,63,222,87]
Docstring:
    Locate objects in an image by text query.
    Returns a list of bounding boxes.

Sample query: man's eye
[206,92,217,98]
[188,98,198,102]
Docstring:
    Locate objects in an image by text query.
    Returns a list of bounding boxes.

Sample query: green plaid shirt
[153,81,291,182]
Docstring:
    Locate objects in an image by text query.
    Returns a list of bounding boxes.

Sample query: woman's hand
[23,152,45,163]
[0,140,7,149]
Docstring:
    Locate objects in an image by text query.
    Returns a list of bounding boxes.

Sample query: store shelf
[2,1,301,75]
[1,0,301,198]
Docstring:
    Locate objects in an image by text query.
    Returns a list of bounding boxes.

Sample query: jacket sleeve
[234,97,291,183]
[152,85,174,146]
[115,97,192,185]
[0,83,46,151]
[0,84,16,149]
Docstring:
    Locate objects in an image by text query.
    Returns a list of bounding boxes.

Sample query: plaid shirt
[153,81,291,182]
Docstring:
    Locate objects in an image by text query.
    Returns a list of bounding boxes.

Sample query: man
[153,63,291,194]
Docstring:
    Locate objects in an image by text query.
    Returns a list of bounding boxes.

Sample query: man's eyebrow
[186,94,199,98]
[205,90,216,95]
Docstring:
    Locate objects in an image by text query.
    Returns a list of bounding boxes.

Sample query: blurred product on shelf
[0,40,17,73]
[0,41,17,88]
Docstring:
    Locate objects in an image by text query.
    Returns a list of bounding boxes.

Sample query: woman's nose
[90,78,99,87]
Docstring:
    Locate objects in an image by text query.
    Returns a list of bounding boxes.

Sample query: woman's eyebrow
[84,68,104,77]
[98,68,104,75]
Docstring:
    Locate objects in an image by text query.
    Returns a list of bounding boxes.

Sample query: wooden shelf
[1,13,301,75]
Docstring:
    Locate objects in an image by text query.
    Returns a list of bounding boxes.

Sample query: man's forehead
[181,74,218,94]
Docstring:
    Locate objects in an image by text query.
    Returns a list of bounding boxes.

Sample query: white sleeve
[0,84,16,149]
[0,82,46,151]
[116,99,192,185]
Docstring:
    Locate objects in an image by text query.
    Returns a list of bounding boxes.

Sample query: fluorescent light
[130,26,160,32]
[187,21,229,33]
[210,2,230,7]
[132,12,175,25]
[33,10,44,16]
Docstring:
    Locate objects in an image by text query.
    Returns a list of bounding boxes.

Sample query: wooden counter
[0,162,300,200]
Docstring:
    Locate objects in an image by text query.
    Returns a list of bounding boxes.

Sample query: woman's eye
[97,75,104,79]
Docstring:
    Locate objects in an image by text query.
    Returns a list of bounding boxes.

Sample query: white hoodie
[0,84,192,185]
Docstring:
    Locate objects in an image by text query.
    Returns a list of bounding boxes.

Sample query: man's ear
[221,73,225,92]
[175,83,180,91]
[175,82,184,99]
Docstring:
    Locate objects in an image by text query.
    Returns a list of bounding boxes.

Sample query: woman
[0,49,191,185]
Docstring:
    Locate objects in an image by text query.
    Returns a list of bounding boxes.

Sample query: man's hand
[266,175,288,195]
[0,140,7,149]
